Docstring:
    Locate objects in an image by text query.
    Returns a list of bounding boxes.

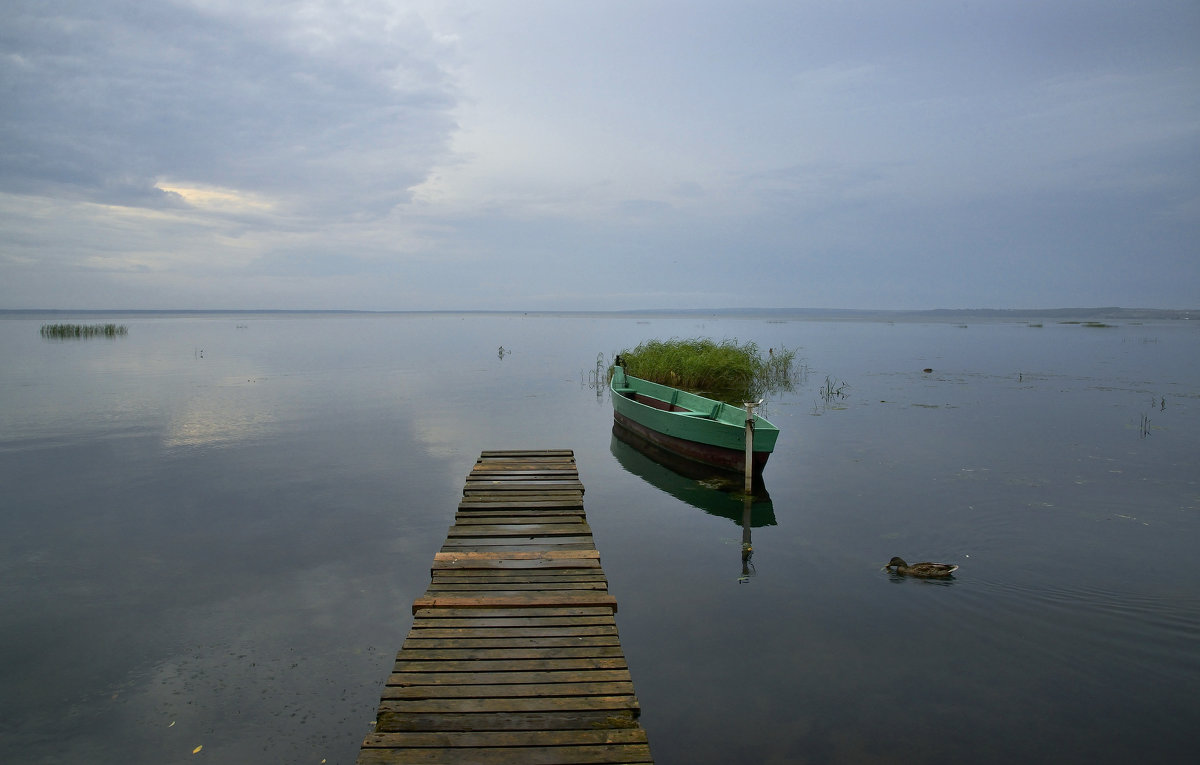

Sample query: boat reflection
[611,423,776,582]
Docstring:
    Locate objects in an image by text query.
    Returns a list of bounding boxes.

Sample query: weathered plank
[425,581,610,590]
[430,566,607,575]
[424,585,608,595]
[427,576,608,587]
[425,580,609,589]
[431,559,603,573]
[406,625,620,641]
[362,729,648,747]
[458,502,585,512]
[424,580,606,588]
[464,504,584,512]
[478,449,575,457]
[382,681,637,700]
[435,550,600,561]
[386,671,638,690]
[422,586,611,597]
[424,577,609,589]
[380,696,639,714]
[452,515,586,525]
[469,467,580,476]
[358,745,652,764]
[463,483,586,495]
[357,746,653,765]
[401,634,622,649]
[453,513,587,523]
[457,504,585,511]
[427,580,606,588]
[394,658,630,673]
[373,708,641,733]
[420,589,609,601]
[394,646,629,661]
[439,542,598,554]
[411,615,616,628]
[445,523,591,537]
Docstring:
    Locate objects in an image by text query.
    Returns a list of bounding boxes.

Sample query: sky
[1,0,1197,311]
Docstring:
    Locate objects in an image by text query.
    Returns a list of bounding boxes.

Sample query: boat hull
[613,412,773,475]
[609,367,778,476]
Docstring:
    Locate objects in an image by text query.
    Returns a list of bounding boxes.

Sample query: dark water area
[1,312,1197,764]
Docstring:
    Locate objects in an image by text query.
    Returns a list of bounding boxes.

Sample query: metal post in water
[743,400,761,494]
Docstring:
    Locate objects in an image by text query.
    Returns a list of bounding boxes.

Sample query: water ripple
[955,574,1200,684]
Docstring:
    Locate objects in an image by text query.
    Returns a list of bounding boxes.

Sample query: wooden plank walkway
[358,449,654,764]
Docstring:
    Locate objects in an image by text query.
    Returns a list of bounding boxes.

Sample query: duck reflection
[611,422,776,583]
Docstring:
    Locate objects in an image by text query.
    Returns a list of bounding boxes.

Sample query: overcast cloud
[1,0,1197,310]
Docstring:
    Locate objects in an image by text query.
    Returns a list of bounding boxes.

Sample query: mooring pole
[743,400,761,494]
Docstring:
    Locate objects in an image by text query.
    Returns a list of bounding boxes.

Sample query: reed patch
[613,337,800,403]
[40,323,128,339]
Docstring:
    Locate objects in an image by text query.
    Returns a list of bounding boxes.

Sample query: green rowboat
[610,363,780,475]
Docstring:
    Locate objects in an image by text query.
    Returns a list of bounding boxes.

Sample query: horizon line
[2,306,1195,316]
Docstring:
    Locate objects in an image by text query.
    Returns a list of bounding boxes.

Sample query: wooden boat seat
[630,393,679,411]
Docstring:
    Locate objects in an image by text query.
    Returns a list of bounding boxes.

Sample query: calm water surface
[1,312,1197,764]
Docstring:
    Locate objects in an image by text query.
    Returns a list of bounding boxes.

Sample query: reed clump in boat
[614,337,799,403]
[40,323,129,339]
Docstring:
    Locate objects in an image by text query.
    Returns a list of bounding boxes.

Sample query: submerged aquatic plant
[40,323,128,339]
[613,337,800,403]
[819,375,848,402]
[583,352,608,396]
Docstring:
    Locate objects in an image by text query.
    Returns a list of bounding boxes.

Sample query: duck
[885,556,958,578]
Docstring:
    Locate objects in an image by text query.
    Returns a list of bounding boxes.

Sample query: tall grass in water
[616,338,800,403]
[40,323,128,339]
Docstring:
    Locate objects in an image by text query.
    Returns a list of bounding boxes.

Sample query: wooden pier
[357,449,653,764]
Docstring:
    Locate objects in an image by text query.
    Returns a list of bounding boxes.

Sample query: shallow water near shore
[1,311,1197,764]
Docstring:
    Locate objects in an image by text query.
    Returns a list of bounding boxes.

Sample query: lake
[1,311,1197,764]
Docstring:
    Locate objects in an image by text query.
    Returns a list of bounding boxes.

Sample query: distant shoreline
[1,306,1195,321]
